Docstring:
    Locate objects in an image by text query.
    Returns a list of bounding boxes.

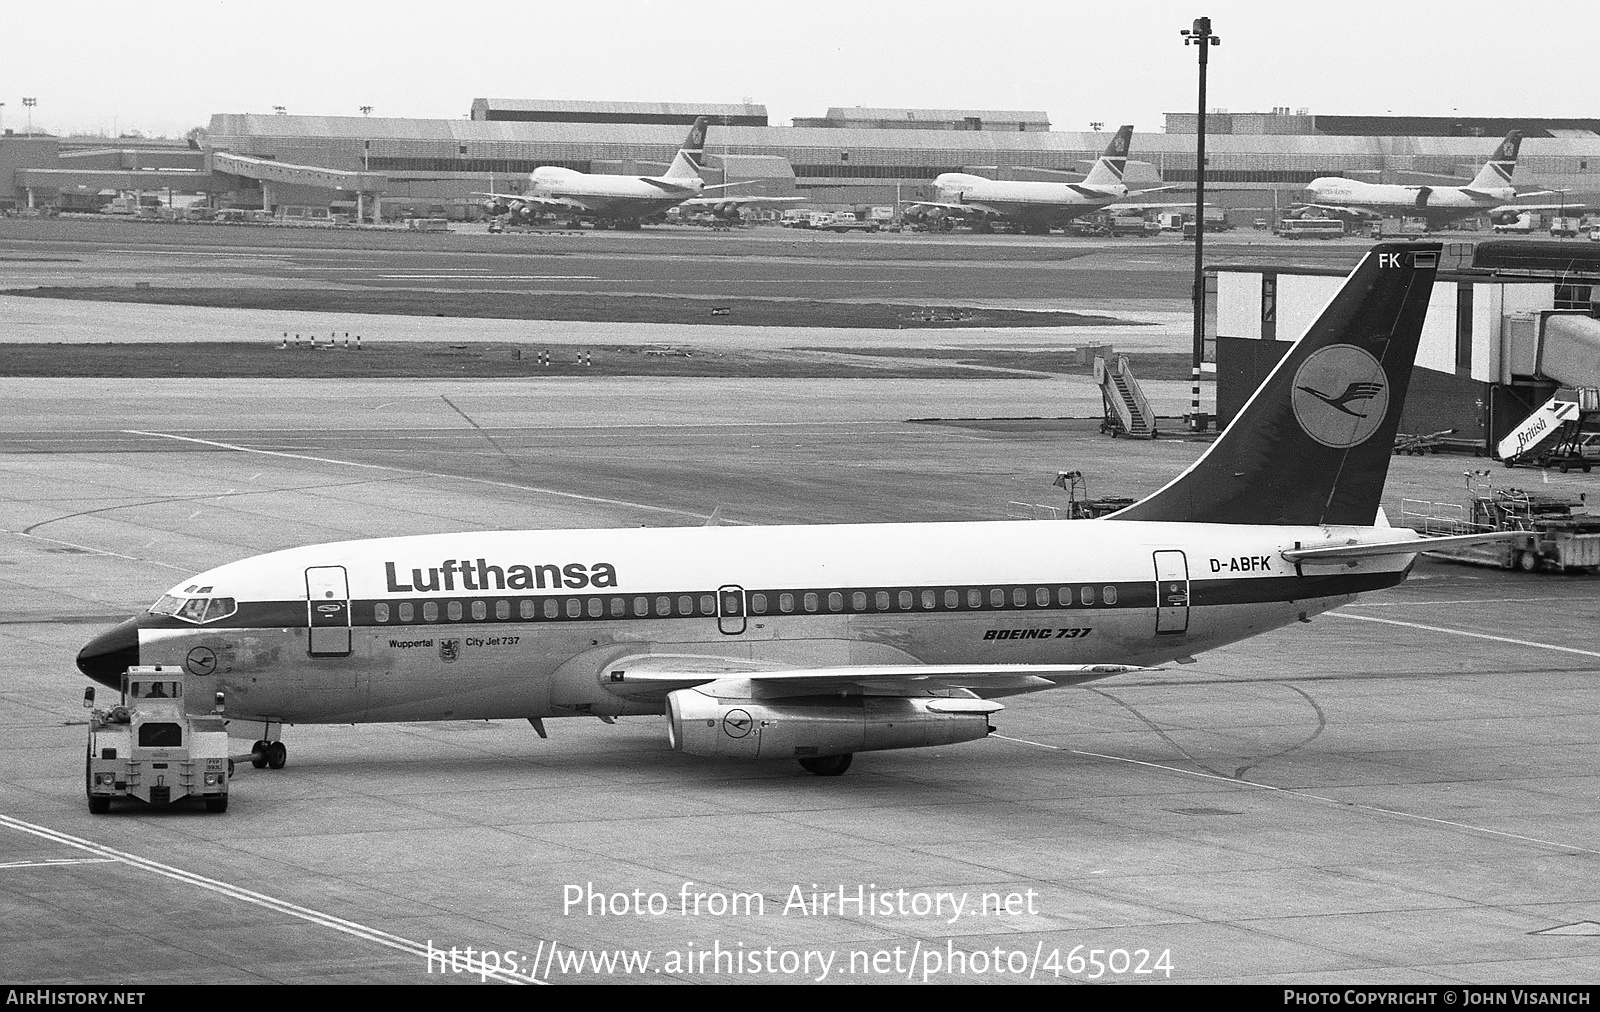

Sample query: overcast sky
[7,0,1598,138]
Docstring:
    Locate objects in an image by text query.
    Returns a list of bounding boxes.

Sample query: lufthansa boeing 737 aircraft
[78,242,1499,776]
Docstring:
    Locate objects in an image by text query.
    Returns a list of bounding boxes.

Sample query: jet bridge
[208,151,388,221]
[1497,311,1600,466]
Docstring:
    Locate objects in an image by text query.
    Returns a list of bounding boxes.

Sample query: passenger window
[495,600,509,620]
[423,602,439,622]
[545,599,559,619]
[750,593,767,614]
[699,595,715,615]
[471,601,487,620]
[1058,587,1072,607]
[375,603,390,623]
[656,596,671,616]
[1012,587,1028,607]
[399,602,414,622]
[828,592,843,612]
[610,598,625,618]
[634,596,650,617]
[852,591,867,611]
[566,599,582,619]
[921,590,935,610]
[1081,586,1096,605]
[520,600,535,620]
[678,595,693,615]
[586,598,603,618]
[990,588,1004,608]
[779,593,794,613]
[875,591,890,611]
[448,601,463,621]
[945,590,959,609]
[804,593,818,613]
[898,591,912,610]
[1035,587,1050,607]
[1103,586,1118,605]
[968,589,982,609]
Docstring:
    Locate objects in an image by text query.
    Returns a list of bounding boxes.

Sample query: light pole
[22,97,37,135]
[1181,16,1219,432]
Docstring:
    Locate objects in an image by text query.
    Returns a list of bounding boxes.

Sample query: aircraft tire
[798,754,853,777]
[251,741,269,769]
[266,742,287,770]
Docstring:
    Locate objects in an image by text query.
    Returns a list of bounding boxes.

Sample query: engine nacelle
[665,688,996,760]
[1489,207,1526,225]
[481,200,510,217]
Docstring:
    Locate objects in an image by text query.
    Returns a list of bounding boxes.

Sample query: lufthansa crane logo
[1290,344,1390,449]
[722,709,754,739]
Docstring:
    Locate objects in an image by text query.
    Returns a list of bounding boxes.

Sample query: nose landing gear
[250,739,287,770]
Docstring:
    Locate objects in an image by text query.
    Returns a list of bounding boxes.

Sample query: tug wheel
[266,741,287,770]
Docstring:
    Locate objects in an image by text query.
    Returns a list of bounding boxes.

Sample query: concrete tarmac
[2,378,1597,985]
[0,222,1594,986]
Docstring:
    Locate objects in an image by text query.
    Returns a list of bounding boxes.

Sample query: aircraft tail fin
[1467,130,1522,190]
[662,117,710,181]
[1107,242,1442,527]
[1081,125,1133,187]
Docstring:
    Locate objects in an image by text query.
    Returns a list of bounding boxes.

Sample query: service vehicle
[83,665,232,813]
[1549,216,1580,238]
[1277,218,1345,239]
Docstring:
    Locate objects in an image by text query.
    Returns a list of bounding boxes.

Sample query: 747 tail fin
[1081,125,1133,188]
[1466,130,1522,191]
[661,117,710,181]
[1108,242,1442,527]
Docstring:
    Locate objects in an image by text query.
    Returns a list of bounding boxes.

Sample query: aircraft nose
[77,616,141,689]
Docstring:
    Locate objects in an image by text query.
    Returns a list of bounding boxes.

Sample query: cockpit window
[149,594,237,625]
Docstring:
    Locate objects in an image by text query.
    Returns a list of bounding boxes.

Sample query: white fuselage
[932,174,1124,222]
[130,519,1414,727]
[524,166,701,220]
[1303,178,1516,220]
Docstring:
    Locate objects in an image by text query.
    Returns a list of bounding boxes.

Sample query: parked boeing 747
[475,117,798,229]
[79,242,1503,776]
[903,125,1173,234]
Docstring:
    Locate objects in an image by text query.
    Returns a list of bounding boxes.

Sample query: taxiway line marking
[988,737,1600,857]
[123,430,736,523]
[0,858,119,869]
[1329,612,1600,660]
[0,813,545,984]
[0,528,191,572]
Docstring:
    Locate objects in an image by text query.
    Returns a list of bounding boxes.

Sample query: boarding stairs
[1095,355,1157,439]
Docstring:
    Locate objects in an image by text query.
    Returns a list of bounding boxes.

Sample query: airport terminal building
[5,100,1600,222]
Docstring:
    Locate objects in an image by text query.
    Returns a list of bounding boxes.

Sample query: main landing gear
[251,740,287,770]
[797,754,853,777]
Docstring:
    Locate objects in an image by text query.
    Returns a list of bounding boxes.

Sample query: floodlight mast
[1181,16,1220,431]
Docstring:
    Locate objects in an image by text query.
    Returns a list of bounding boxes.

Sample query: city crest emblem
[439,638,461,664]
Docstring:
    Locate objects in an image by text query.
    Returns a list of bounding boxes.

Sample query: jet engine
[1489,207,1526,226]
[664,687,996,761]
[481,199,510,217]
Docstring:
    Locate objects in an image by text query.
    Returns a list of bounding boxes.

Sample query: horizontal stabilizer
[1282,531,1520,562]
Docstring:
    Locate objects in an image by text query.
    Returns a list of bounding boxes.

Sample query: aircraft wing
[602,659,1146,701]
[1294,202,1382,220]
[904,200,1004,215]
[471,191,593,213]
[678,195,808,208]
[1489,201,1586,214]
